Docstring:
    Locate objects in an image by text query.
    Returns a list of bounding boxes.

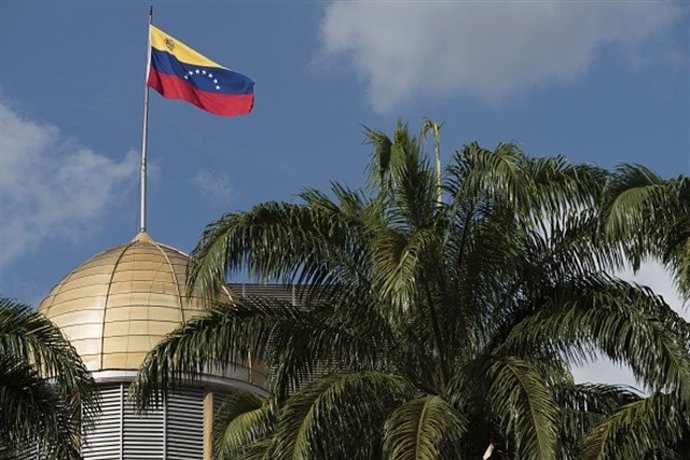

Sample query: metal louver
[82,385,123,459]
[166,388,204,459]
[122,390,164,459]
[82,383,205,460]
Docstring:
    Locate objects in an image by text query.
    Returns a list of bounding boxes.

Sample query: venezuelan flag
[147,25,254,116]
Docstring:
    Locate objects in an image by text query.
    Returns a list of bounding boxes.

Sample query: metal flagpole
[139,6,153,232]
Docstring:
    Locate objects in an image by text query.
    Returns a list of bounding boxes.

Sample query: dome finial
[132,230,153,243]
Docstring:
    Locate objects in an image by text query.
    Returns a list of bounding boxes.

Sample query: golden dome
[38,231,225,372]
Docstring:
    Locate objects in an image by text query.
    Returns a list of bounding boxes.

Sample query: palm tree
[132,122,690,459]
[0,297,99,459]
[602,164,690,299]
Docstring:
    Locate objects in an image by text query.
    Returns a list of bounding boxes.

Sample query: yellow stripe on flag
[150,25,226,69]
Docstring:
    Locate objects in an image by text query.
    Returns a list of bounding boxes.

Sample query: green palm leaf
[270,371,412,460]
[487,357,559,460]
[602,164,690,297]
[0,297,98,459]
[383,395,467,460]
[131,295,391,408]
[582,393,689,460]
[552,382,642,458]
[214,390,274,459]
[504,277,690,398]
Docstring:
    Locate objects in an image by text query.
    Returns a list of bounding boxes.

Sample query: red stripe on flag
[148,68,254,116]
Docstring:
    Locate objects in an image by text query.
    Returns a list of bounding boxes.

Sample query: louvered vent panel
[79,383,208,459]
[166,389,205,459]
[82,384,122,460]
[227,283,300,304]
[123,392,164,458]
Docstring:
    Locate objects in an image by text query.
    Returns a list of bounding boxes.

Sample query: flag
[147,25,254,116]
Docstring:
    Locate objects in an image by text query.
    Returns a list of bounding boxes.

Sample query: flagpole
[139,6,153,233]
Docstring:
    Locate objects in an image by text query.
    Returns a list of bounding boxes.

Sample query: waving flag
[147,25,254,116]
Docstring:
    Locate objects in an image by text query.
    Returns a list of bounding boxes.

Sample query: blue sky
[1,1,689,384]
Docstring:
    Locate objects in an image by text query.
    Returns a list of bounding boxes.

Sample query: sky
[1,1,689,387]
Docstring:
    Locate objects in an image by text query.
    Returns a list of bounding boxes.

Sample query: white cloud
[192,169,232,206]
[0,102,138,265]
[318,1,684,111]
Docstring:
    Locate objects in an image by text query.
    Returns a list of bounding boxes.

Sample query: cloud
[318,1,684,111]
[192,169,232,205]
[0,101,138,265]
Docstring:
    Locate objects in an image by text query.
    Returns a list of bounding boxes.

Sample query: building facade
[38,231,269,459]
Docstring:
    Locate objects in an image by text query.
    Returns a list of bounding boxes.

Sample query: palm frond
[0,297,98,458]
[552,382,642,458]
[487,357,560,460]
[0,355,82,459]
[603,164,666,240]
[503,276,690,398]
[383,394,467,460]
[372,227,438,318]
[582,393,689,460]
[363,125,394,191]
[270,371,412,459]
[602,164,690,298]
[131,298,297,409]
[214,390,274,459]
[188,195,378,303]
[0,298,99,419]
[131,294,393,409]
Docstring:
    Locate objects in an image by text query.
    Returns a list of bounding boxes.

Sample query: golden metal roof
[38,231,221,372]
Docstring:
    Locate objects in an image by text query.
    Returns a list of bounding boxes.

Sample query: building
[37,230,276,459]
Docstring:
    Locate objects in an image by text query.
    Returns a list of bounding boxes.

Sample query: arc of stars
[183,68,222,90]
